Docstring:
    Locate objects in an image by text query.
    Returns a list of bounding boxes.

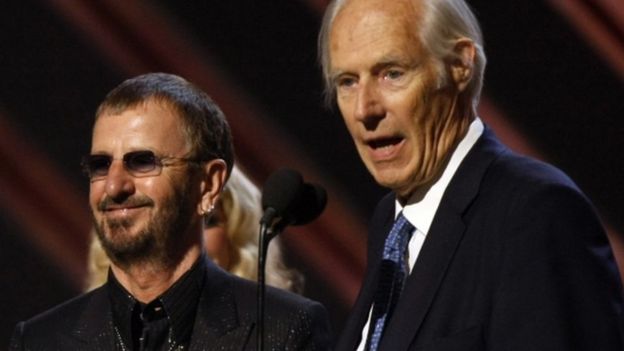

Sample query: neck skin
[109,243,202,303]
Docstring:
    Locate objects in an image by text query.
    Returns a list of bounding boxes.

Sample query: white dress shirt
[356,118,484,350]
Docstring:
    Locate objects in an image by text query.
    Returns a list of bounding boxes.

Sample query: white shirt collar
[395,118,484,234]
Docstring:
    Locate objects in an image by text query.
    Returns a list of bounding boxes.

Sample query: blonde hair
[86,230,110,291]
[217,166,303,292]
[86,165,303,293]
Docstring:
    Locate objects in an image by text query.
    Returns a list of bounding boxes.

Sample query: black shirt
[107,256,206,351]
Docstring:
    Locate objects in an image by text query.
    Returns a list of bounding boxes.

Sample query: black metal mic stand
[257,221,278,351]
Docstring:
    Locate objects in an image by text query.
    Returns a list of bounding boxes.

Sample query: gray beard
[93,182,195,271]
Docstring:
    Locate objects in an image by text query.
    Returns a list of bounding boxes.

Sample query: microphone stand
[257,217,282,351]
[255,173,326,350]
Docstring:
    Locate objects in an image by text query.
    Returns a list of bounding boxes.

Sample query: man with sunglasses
[9,73,331,350]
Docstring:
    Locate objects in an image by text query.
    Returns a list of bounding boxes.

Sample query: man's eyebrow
[329,54,419,82]
[377,54,404,64]
[329,69,349,83]
[374,53,417,68]
[330,57,398,76]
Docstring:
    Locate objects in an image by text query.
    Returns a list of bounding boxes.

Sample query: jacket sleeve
[8,322,25,351]
[289,300,332,351]
[488,183,624,350]
[257,283,333,351]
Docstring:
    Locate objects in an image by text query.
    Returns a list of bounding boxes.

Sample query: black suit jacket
[10,258,331,350]
[337,127,624,350]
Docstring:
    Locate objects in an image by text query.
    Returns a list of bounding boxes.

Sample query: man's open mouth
[368,137,404,149]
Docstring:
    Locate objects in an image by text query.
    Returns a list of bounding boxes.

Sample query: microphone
[260,168,327,233]
[293,182,328,225]
[260,168,303,228]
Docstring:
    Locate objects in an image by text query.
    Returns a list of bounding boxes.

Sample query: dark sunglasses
[81,150,202,180]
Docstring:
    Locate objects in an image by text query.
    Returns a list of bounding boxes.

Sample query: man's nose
[104,160,136,200]
[354,81,384,129]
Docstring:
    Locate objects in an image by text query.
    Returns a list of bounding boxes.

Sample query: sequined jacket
[9,257,331,350]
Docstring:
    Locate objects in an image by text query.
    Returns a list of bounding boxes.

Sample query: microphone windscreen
[261,168,304,214]
[291,183,327,225]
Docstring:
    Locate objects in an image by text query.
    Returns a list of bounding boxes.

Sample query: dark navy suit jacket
[10,257,331,351]
[337,127,624,350]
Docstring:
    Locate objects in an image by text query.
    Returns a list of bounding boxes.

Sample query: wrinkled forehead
[328,0,426,69]
[331,0,423,36]
[330,1,424,50]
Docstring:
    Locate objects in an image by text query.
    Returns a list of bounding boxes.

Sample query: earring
[201,204,215,216]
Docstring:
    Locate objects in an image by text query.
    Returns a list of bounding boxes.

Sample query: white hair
[318,0,487,109]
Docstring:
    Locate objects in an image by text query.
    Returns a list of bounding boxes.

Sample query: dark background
[1,0,623,346]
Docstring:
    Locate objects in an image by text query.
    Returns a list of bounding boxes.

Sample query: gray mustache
[97,196,154,211]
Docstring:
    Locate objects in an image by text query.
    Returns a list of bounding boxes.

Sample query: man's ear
[449,38,476,92]
[198,159,228,216]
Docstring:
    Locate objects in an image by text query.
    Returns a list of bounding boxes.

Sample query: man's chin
[96,223,155,261]
[374,173,430,203]
[101,218,146,239]
[100,232,138,250]
[101,234,159,267]
[373,169,409,191]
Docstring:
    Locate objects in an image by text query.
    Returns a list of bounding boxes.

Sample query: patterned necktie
[365,212,415,351]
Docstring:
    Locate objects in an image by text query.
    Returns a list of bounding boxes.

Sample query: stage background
[1,0,623,346]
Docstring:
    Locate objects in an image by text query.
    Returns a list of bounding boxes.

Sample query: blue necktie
[365,213,415,351]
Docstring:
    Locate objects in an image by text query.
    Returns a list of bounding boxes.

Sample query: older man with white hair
[319,0,624,349]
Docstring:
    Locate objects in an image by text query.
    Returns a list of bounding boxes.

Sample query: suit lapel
[67,287,116,351]
[381,202,466,350]
[63,260,252,351]
[380,128,507,350]
[190,259,253,351]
